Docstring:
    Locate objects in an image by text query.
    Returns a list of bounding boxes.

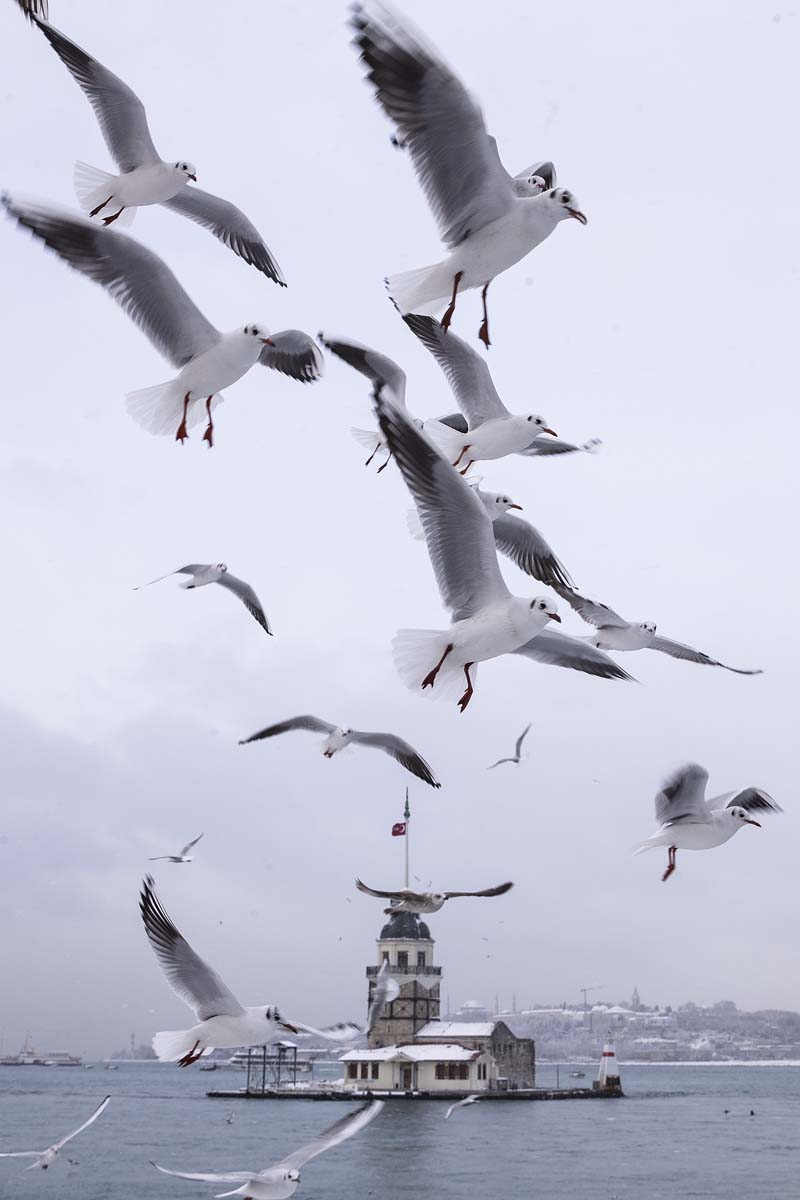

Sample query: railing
[366,965,442,977]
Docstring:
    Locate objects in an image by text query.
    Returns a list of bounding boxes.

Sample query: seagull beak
[261,337,274,345]
[278,1021,300,1033]
[568,208,588,225]
[547,611,561,623]
[543,428,558,437]
[744,818,761,828]
[188,173,197,182]
[508,503,523,511]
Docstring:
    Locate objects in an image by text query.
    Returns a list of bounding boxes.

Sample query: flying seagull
[551,584,764,675]
[445,1095,480,1120]
[148,833,204,864]
[2,196,322,446]
[28,16,285,282]
[139,875,302,1066]
[403,314,596,474]
[238,714,441,788]
[356,878,513,915]
[0,1096,110,1171]
[375,393,630,710]
[350,5,586,344]
[293,960,400,1044]
[635,764,782,881]
[488,722,532,769]
[151,1100,384,1199]
[135,564,271,635]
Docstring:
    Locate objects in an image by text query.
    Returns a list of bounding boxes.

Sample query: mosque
[340,908,536,1094]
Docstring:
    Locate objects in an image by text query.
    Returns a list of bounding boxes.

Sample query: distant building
[416,1020,535,1089]
[341,1042,496,1092]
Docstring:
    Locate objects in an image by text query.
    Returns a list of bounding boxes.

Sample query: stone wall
[490,1021,535,1088]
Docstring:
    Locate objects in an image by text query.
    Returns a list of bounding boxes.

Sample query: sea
[0,1061,798,1198]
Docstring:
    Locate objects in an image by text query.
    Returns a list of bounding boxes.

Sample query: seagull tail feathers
[392,628,472,700]
[152,1028,202,1062]
[386,261,455,315]
[73,161,137,228]
[351,426,383,452]
[125,382,222,437]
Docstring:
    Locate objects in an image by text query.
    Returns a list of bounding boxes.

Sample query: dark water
[0,1061,798,1198]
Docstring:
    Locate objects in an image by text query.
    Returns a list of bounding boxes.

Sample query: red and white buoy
[596,1042,621,1092]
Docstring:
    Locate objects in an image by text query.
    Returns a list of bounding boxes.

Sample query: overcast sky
[0,0,797,1057]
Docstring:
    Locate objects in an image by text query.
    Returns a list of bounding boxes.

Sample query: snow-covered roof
[340,1047,399,1062]
[340,1043,479,1063]
[416,1021,495,1039]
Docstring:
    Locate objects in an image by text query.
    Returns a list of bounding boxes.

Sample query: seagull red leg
[89,195,113,218]
[376,450,394,474]
[364,441,381,467]
[202,397,214,448]
[422,642,454,689]
[175,393,191,443]
[478,282,491,348]
[458,662,475,712]
[452,444,470,467]
[441,271,463,332]
[662,846,677,882]
[101,208,125,226]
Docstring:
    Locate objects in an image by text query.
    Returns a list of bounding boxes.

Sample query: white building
[341,1042,495,1093]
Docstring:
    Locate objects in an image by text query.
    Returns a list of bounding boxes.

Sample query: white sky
[0,0,797,1056]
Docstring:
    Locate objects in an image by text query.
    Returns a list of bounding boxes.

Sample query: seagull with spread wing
[149,833,204,864]
[635,764,782,881]
[0,1096,110,1171]
[135,563,271,635]
[356,877,513,915]
[238,715,441,788]
[3,196,322,446]
[350,5,586,344]
[551,584,763,675]
[152,1100,384,1199]
[445,1095,480,1120]
[27,16,285,282]
[488,722,532,769]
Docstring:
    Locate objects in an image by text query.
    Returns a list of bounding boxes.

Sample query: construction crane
[579,985,604,1034]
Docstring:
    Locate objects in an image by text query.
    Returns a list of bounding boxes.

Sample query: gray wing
[161,187,285,286]
[2,197,218,367]
[0,1151,42,1158]
[649,635,763,675]
[487,757,515,769]
[349,730,441,788]
[258,330,324,383]
[273,1101,384,1172]
[434,412,468,433]
[512,160,556,195]
[139,876,245,1021]
[178,833,204,857]
[350,7,514,248]
[714,788,783,816]
[403,314,508,425]
[53,1096,111,1151]
[516,436,596,458]
[375,391,509,620]
[444,881,513,899]
[318,333,407,407]
[355,879,426,904]
[32,18,159,170]
[492,513,573,589]
[514,723,532,757]
[152,1164,254,1187]
[550,584,629,629]
[366,962,401,1034]
[238,715,336,744]
[133,565,206,589]
[512,630,635,681]
[654,764,711,827]
[217,573,272,636]
[16,0,48,19]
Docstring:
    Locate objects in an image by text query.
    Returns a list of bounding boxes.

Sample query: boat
[199,1062,219,1072]
[570,1070,586,1079]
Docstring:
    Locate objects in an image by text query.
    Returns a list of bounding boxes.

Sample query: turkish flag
[391,822,407,837]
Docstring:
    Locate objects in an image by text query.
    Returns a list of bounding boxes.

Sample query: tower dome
[379,910,431,940]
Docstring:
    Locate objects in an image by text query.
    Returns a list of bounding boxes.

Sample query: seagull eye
[562,192,571,203]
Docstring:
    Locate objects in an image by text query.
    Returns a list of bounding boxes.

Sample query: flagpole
[404,788,410,889]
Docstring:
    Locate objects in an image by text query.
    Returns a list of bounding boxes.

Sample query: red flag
[391,822,407,837]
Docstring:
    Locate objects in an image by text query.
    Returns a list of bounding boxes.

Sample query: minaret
[366,792,441,1047]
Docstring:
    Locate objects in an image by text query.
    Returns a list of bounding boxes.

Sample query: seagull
[350,5,586,344]
[375,393,630,709]
[148,833,204,864]
[0,1095,110,1171]
[226,1114,235,1126]
[2,197,322,446]
[139,875,303,1066]
[408,484,574,590]
[634,764,782,881]
[134,564,271,635]
[551,584,764,675]
[445,1095,480,1120]
[293,960,400,1043]
[356,878,513,914]
[238,714,441,788]
[488,723,532,769]
[151,1100,384,1199]
[28,16,285,282]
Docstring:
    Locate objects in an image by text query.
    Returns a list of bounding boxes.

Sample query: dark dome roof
[379,910,432,940]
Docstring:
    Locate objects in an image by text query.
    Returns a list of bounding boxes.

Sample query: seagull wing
[355,879,425,904]
[151,1164,254,1187]
[513,630,635,681]
[273,1101,384,1172]
[161,187,285,285]
[139,875,245,1021]
[375,391,509,621]
[0,1151,42,1158]
[318,333,407,407]
[348,730,441,788]
[514,723,532,757]
[549,584,629,629]
[366,961,401,1034]
[487,757,515,769]
[444,881,514,899]
[714,788,783,816]
[216,574,272,635]
[258,330,324,383]
[492,513,573,589]
[350,7,514,248]
[16,0,48,20]
[32,18,159,170]
[434,412,469,433]
[516,437,594,458]
[512,160,557,194]
[179,833,204,857]
[654,764,711,827]
[2,198,219,367]
[133,566,206,589]
[649,635,763,675]
[53,1096,111,1151]
[403,314,508,425]
[238,715,336,745]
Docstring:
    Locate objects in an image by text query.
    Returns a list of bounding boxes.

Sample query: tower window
[417,951,426,966]
[381,951,389,963]
[397,951,408,968]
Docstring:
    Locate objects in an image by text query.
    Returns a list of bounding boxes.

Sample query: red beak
[568,208,587,225]
[744,818,761,828]
[261,337,274,345]
[547,612,561,623]
[543,428,558,437]
[188,174,197,182]
[508,503,523,511]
